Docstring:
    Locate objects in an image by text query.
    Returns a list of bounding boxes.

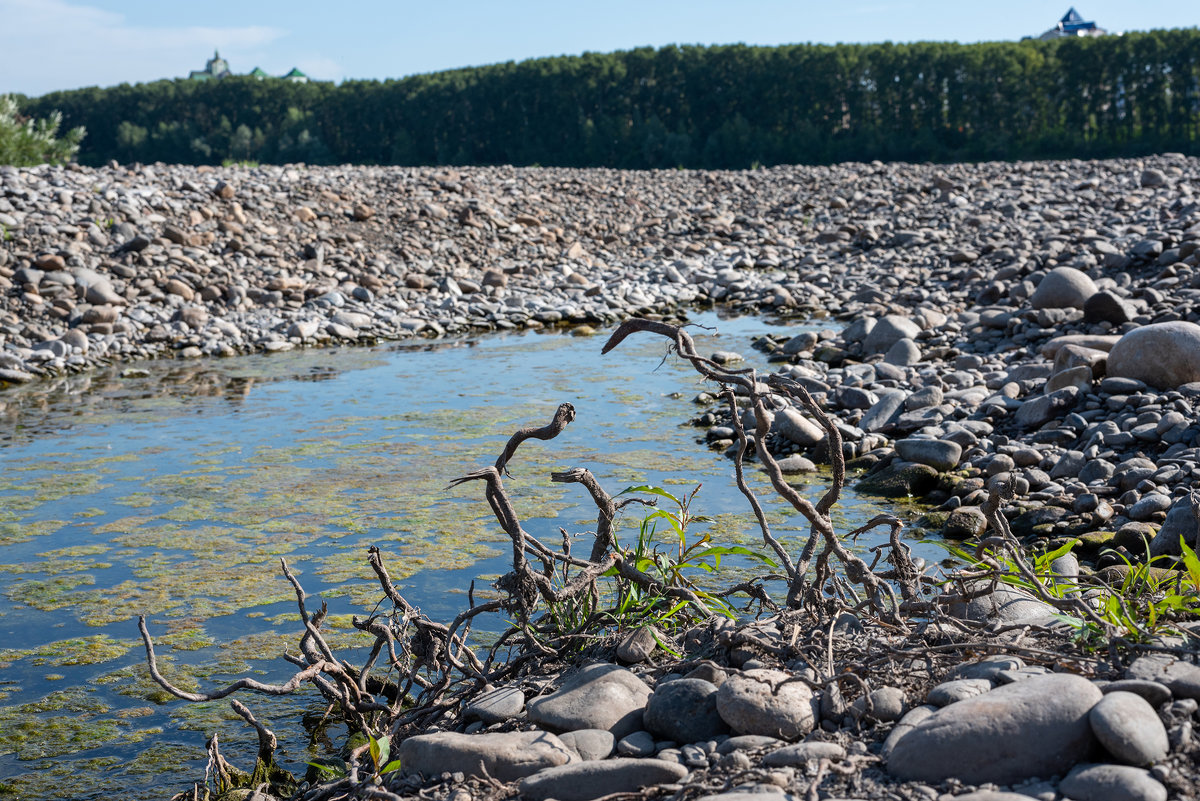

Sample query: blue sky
[2,0,1196,97]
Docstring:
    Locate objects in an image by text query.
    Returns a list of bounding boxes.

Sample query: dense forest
[15,30,1200,169]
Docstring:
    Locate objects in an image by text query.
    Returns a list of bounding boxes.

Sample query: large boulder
[1030,266,1097,310]
[527,663,651,739]
[517,759,688,801]
[398,730,576,781]
[715,668,817,740]
[1107,321,1200,389]
[886,673,1102,785]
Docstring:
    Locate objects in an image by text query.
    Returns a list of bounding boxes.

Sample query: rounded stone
[527,663,651,739]
[464,686,526,723]
[894,438,961,471]
[886,673,1102,785]
[1089,691,1170,766]
[1083,290,1134,325]
[884,337,921,366]
[1030,266,1098,310]
[644,678,729,744]
[716,668,816,741]
[1107,321,1200,389]
[863,315,921,355]
[1060,763,1167,801]
[558,729,615,761]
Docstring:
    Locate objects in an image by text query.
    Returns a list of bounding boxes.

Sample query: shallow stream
[0,311,937,799]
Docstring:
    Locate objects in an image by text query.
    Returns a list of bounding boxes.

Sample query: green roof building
[187,50,231,81]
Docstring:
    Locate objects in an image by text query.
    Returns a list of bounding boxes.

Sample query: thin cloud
[0,0,286,95]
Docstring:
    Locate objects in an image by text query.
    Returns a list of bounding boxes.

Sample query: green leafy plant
[368,733,403,776]
[936,534,1200,646]
[613,484,775,622]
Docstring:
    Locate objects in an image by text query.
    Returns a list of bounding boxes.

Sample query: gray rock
[884,337,921,366]
[856,461,938,498]
[850,686,906,722]
[616,626,657,663]
[1125,654,1200,700]
[464,686,525,723]
[397,730,576,781]
[1030,266,1097,309]
[927,678,993,706]
[863,315,921,354]
[775,454,817,473]
[1059,763,1167,801]
[841,316,876,344]
[1084,290,1134,325]
[558,729,614,761]
[904,385,944,410]
[894,438,961,471]
[715,734,782,754]
[943,506,988,539]
[516,758,688,801]
[1128,493,1172,521]
[644,678,728,744]
[859,390,907,433]
[716,668,817,740]
[947,793,1041,801]
[763,741,846,766]
[885,673,1102,784]
[694,793,797,801]
[1015,386,1078,429]
[1147,495,1199,557]
[1088,691,1169,766]
[1101,679,1172,707]
[774,408,825,447]
[1140,168,1168,188]
[615,730,655,756]
[947,582,1057,625]
[288,319,321,339]
[1045,364,1093,394]
[86,281,125,305]
[527,663,651,739]
[880,704,937,759]
[1107,321,1200,389]
[781,332,817,354]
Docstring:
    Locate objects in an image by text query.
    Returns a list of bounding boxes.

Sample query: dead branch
[495,401,576,476]
[138,615,334,702]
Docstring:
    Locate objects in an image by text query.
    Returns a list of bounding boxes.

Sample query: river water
[0,311,935,799]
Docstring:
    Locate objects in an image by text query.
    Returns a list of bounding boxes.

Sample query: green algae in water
[0,634,132,668]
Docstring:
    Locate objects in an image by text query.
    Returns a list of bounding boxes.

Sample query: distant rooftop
[1034,7,1109,40]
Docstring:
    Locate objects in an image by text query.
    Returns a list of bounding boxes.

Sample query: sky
[1,0,1196,97]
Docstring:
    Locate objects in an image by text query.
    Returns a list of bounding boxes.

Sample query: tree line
[15,29,1200,169]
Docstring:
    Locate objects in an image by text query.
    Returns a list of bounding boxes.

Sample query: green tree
[0,95,85,165]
